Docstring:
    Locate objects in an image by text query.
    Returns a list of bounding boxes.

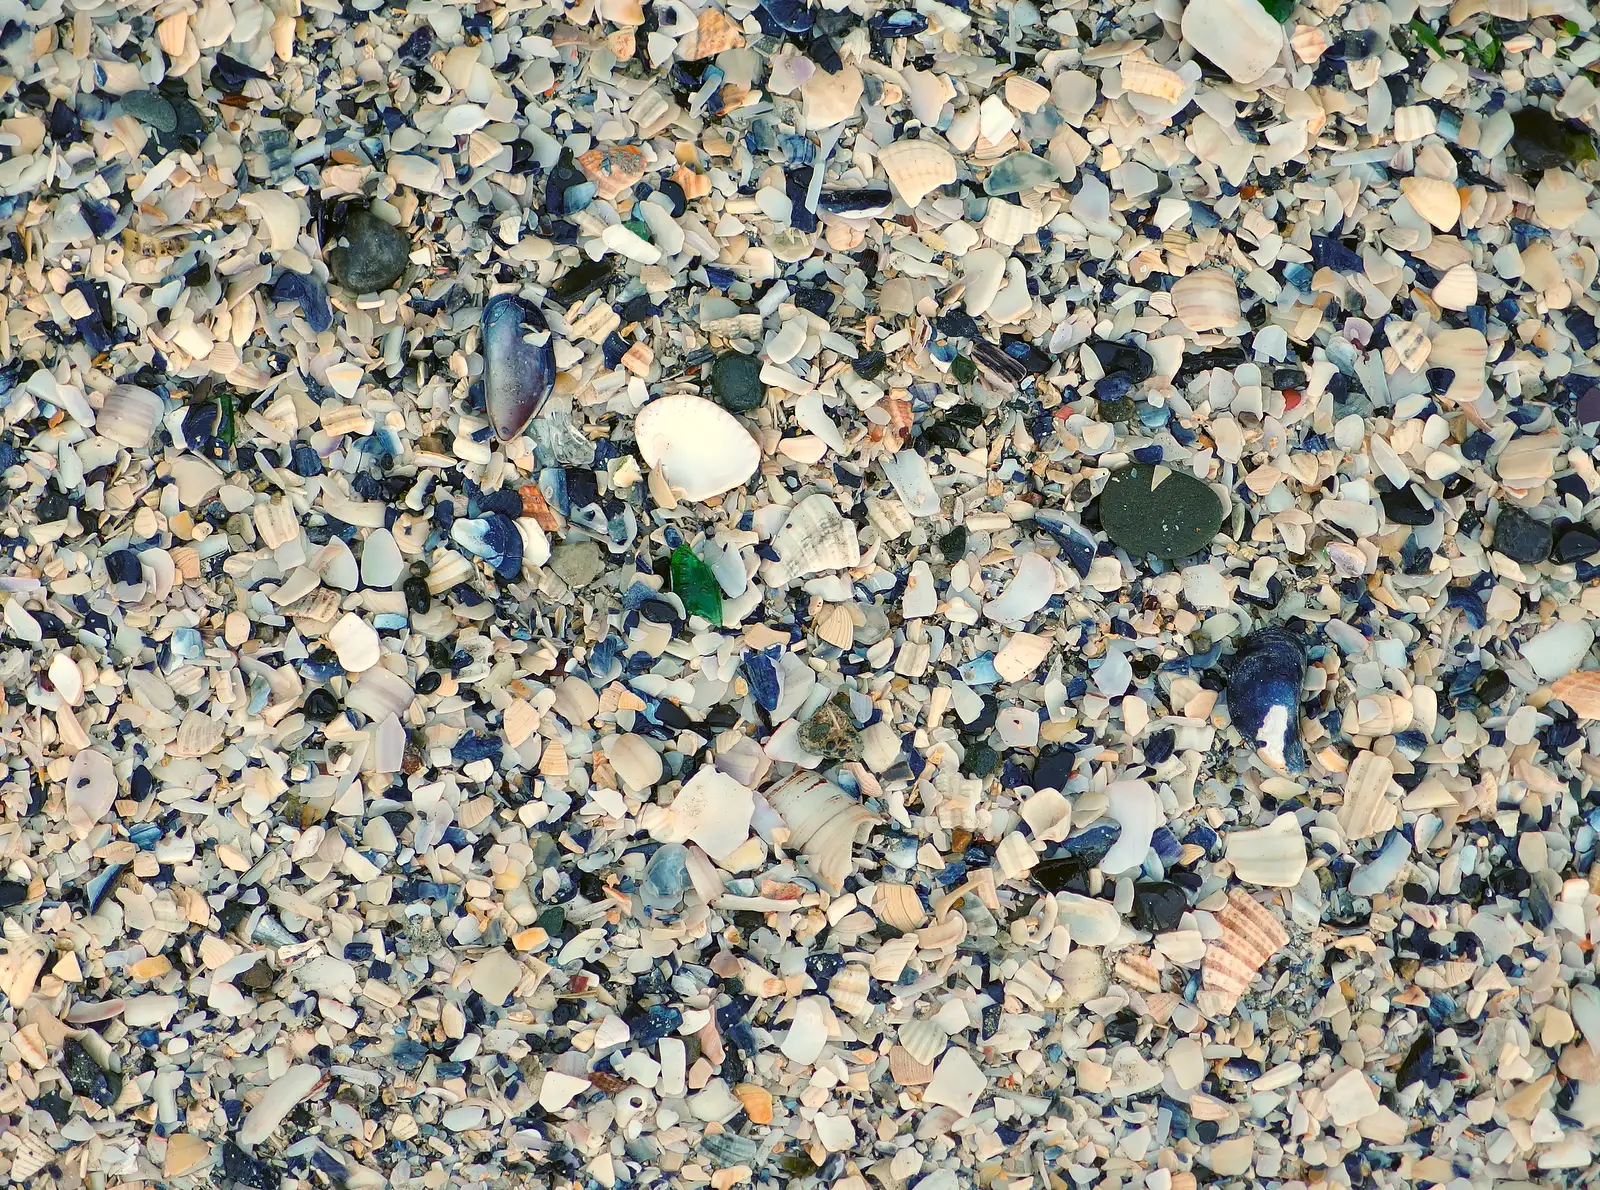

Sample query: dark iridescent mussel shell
[1225,626,1307,773]
[482,294,556,441]
[817,187,893,214]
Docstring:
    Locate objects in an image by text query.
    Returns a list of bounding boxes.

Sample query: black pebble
[1379,484,1433,526]
[1553,525,1600,564]
[221,1141,281,1190]
[0,879,28,908]
[1491,506,1551,565]
[403,575,431,613]
[303,689,340,723]
[1130,881,1188,933]
[63,1037,121,1106]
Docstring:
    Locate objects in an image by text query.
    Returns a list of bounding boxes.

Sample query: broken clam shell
[1199,890,1288,1017]
[764,770,880,891]
[1171,270,1241,333]
[1226,626,1307,773]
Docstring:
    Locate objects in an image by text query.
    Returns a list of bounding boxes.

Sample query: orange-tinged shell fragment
[1199,890,1288,1017]
[1552,671,1600,719]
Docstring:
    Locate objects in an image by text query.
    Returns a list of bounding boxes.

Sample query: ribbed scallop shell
[1337,751,1398,840]
[772,493,861,577]
[890,1045,934,1085]
[898,1018,948,1066]
[424,550,474,594]
[995,831,1037,879]
[98,384,164,449]
[1171,270,1240,332]
[1114,951,1161,994]
[1119,54,1185,103]
[813,603,855,649]
[1400,176,1461,231]
[1386,320,1432,371]
[1198,890,1288,1017]
[869,934,917,981]
[1223,813,1307,887]
[875,883,928,931]
[1431,263,1477,311]
[827,964,870,1016]
[878,139,957,208]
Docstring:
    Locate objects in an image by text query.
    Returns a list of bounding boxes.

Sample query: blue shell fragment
[744,651,781,712]
[1225,626,1307,773]
[450,513,523,578]
[482,294,556,441]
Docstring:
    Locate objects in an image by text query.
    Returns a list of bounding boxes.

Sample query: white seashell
[814,603,854,649]
[1056,892,1122,947]
[346,666,414,720]
[1060,948,1108,1006]
[1533,168,1590,231]
[917,913,967,952]
[899,1019,948,1066]
[772,493,861,578]
[983,552,1055,622]
[1020,788,1072,839]
[1432,263,1477,311]
[98,384,164,449]
[875,882,928,931]
[1171,270,1240,332]
[66,748,117,838]
[878,138,958,208]
[995,831,1037,879]
[1198,889,1287,1017]
[827,964,870,1016]
[869,934,917,982]
[1400,176,1461,231]
[1428,328,1487,405]
[50,652,85,706]
[327,613,381,672]
[605,734,662,793]
[8,1133,54,1181]
[1337,751,1398,840]
[636,395,760,503]
[1393,105,1437,142]
[800,64,864,131]
[1385,320,1431,371]
[1119,54,1185,103]
[1005,76,1050,114]
[1223,813,1308,887]
[671,767,754,861]
[1101,778,1161,874]
[765,770,879,891]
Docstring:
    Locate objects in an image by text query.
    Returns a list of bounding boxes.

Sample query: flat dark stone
[1554,525,1600,564]
[63,1037,120,1107]
[1491,506,1551,564]
[1099,464,1225,560]
[328,207,411,294]
[1130,881,1188,933]
[0,879,28,908]
[710,351,764,412]
[1380,484,1434,526]
[1090,340,1154,384]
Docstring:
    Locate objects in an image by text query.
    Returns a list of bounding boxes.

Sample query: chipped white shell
[827,964,870,1017]
[765,770,879,891]
[1223,813,1308,887]
[995,831,1037,880]
[879,139,958,208]
[869,934,917,982]
[1171,270,1241,332]
[328,613,381,672]
[346,666,415,720]
[1337,751,1398,840]
[1400,176,1461,231]
[1533,168,1590,230]
[1199,890,1288,1017]
[1060,948,1108,1006]
[772,493,862,577]
[899,1019,948,1066]
[671,767,754,861]
[98,384,164,449]
[636,395,760,502]
[1119,54,1185,103]
[875,882,928,931]
[66,748,116,838]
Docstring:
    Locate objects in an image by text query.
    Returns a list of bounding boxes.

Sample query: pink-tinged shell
[1198,890,1288,1017]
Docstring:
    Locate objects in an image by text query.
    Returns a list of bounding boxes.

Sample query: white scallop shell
[764,770,879,891]
[878,139,957,208]
[1432,263,1477,311]
[424,550,474,594]
[1385,320,1432,372]
[899,1018,948,1066]
[346,666,415,721]
[1400,176,1460,231]
[636,395,760,503]
[98,383,164,449]
[1171,270,1240,332]
[772,493,861,578]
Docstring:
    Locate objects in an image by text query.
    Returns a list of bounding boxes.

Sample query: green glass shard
[952,355,977,384]
[1256,0,1294,21]
[1408,19,1445,57]
[670,545,722,626]
[218,392,236,447]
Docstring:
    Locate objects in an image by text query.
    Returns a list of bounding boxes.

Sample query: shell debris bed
[3,0,1600,1187]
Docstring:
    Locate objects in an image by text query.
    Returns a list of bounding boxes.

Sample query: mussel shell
[1225,626,1307,773]
[482,294,556,441]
